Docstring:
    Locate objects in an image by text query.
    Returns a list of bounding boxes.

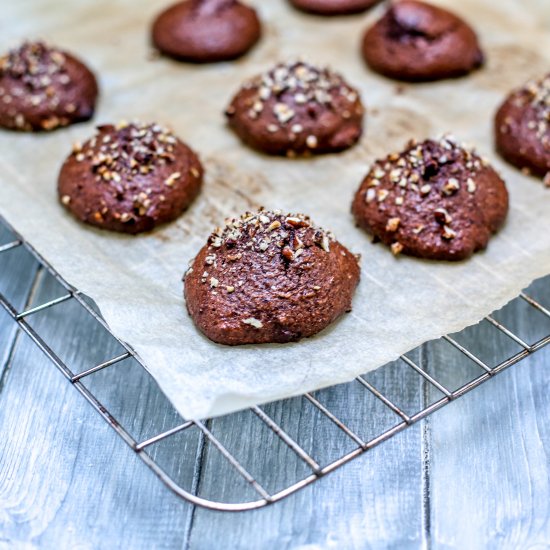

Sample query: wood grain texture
[0,237,38,379]
[0,269,195,549]
[427,279,550,550]
[189,354,427,550]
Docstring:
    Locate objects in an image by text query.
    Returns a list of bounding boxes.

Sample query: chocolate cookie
[352,137,508,261]
[152,0,261,63]
[361,1,484,82]
[495,73,550,184]
[289,0,381,16]
[0,41,98,132]
[225,60,364,156]
[58,122,203,234]
[184,209,360,345]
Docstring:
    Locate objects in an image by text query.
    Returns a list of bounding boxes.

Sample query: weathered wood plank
[188,351,427,550]
[0,268,198,549]
[0,239,39,378]
[427,278,550,549]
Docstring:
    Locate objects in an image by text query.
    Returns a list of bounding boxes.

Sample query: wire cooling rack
[1,212,550,512]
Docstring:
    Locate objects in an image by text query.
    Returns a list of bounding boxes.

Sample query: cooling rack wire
[1,213,549,512]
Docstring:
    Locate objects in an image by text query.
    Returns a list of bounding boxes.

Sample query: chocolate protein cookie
[152,0,261,63]
[184,209,360,345]
[58,122,203,234]
[225,60,364,156]
[361,1,484,82]
[0,41,98,131]
[495,73,550,184]
[352,136,508,261]
[289,0,381,16]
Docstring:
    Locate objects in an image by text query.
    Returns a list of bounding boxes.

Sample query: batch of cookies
[1,0,548,346]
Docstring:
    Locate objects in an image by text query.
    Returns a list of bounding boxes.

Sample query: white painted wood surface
[1,219,549,549]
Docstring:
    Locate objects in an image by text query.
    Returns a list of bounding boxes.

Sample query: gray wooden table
[1,219,550,549]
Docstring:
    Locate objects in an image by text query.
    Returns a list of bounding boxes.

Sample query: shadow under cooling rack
[1,214,550,511]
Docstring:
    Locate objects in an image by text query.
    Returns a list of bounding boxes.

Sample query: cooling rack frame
[1,213,549,512]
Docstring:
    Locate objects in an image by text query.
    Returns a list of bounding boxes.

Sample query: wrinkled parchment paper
[1,0,549,419]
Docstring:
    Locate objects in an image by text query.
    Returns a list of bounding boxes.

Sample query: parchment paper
[1,0,549,419]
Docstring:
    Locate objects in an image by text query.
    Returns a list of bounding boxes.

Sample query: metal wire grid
[1,212,550,512]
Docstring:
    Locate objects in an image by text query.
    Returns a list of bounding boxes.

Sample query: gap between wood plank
[0,266,42,396]
[421,343,433,550]
[183,423,208,550]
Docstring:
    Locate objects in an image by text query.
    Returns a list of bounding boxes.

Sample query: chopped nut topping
[442,178,460,196]
[521,74,550,143]
[434,208,452,225]
[420,184,431,196]
[386,217,401,232]
[391,242,404,255]
[306,135,318,149]
[0,41,72,130]
[61,195,71,205]
[15,114,26,128]
[274,102,295,123]
[363,136,491,268]
[286,216,309,228]
[442,226,457,240]
[204,209,335,266]
[377,189,389,202]
[76,122,181,188]
[165,172,181,186]
[243,317,263,329]
[390,169,402,183]
[64,122,190,221]
[282,246,295,261]
[227,253,242,261]
[236,61,361,139]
